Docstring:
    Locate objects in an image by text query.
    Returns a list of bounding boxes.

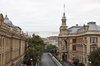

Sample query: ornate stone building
[58,10,100,65]
[0,14,28,66]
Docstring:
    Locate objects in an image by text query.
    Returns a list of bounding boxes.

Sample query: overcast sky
[0,0,100,37]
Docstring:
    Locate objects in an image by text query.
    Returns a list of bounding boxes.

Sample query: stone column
[60,52,62,61]
[83,44,85,54]
[58,38,62,60]
[98,37,100,47]
[87,37,90,55]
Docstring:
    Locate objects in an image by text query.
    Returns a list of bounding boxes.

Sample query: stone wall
[0,14,28,66]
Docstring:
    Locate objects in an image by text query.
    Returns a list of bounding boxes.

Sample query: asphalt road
[39,53,57,66]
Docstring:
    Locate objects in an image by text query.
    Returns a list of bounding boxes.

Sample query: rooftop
[68,22,100,34]
[4,15,22,31]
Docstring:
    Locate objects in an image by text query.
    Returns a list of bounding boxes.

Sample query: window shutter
[96,37,98,43]
[72,39,74,43]
[90,45,91,52]
[72,45,74,50]
[74,45,76,50]
[72,45,73,50]
[90,37,91,43]
[81,38,82,43]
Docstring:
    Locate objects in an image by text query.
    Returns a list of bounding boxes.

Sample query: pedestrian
[68,62,70,66]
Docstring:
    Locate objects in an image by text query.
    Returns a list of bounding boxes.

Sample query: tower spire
[62,4,66,19]
[59,4,68,35]
[64,4,65,13]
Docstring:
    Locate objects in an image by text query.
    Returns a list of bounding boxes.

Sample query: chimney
[84,24,87,32]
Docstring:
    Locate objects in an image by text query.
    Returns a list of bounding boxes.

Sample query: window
[63,30,66,33]
[91,47,95,51]
[92,37,95,43]
[62,46,65,50]
[82,56,83,62]
[72,39,76,43]
[80,56,81,61]
[72,45,76,51]
[62,30,66,34]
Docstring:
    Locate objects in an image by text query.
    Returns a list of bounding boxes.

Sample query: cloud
[0,0,100,37]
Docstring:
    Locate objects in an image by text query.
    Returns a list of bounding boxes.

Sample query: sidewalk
[65,60,75,66]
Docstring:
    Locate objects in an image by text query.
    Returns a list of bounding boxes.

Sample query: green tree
[73,58,79,65]
[23,47,36,65]
[23,34,45,65]
[88,47,100,66]
[47,44,57,53]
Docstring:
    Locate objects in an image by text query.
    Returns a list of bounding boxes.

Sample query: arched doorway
[62,40,68,61]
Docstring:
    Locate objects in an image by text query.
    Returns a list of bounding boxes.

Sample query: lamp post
[87,60,92,66]
[37,55,40,66]
[30,58,33,66]
[56,48,59,56]
[72,54,74,64]
[65,53,67,61]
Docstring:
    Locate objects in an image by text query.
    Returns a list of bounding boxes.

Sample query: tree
[23,47,36,65]
[47,44,57,53]
[73,58,79,65]
[88,47,100,66]
[23,34,45,65]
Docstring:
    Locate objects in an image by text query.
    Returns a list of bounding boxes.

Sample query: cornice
[58,31,100,38]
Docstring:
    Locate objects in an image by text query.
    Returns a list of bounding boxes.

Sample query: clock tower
[59,5,68,35]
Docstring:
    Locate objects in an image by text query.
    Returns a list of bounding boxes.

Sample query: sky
[0,0,100,37]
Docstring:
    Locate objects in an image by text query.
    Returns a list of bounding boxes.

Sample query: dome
[4,15,22,31]
[4,15,13,27]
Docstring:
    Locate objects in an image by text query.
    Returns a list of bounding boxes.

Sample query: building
[47,36,58,47]
[42,38,51,49]
[43,36,58,49]
[58,8,100,66]
[0,14,28,66]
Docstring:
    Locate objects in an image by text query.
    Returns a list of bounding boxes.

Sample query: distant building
[47,36,58,47]
[0,14,28,66]
[43,36,58,49]
[58,8,100,66]
[42,38,51,49]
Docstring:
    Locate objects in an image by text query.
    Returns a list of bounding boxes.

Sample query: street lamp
[90,61,92,64]
[72,54,74,64]
[30,58,32,61]
[87,60,92,66]
[30,58,33,66]
[65,53,67,60]
[37,55,40,66]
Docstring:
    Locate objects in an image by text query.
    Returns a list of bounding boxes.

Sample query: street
[39,53,57,66]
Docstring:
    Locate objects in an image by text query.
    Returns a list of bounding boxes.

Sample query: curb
[49,53,62,66]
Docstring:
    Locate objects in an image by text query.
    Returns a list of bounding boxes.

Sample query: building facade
[47,36,58,47]
[0,14,28,66]
[43,36,58,49]
[58,11,100,66]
